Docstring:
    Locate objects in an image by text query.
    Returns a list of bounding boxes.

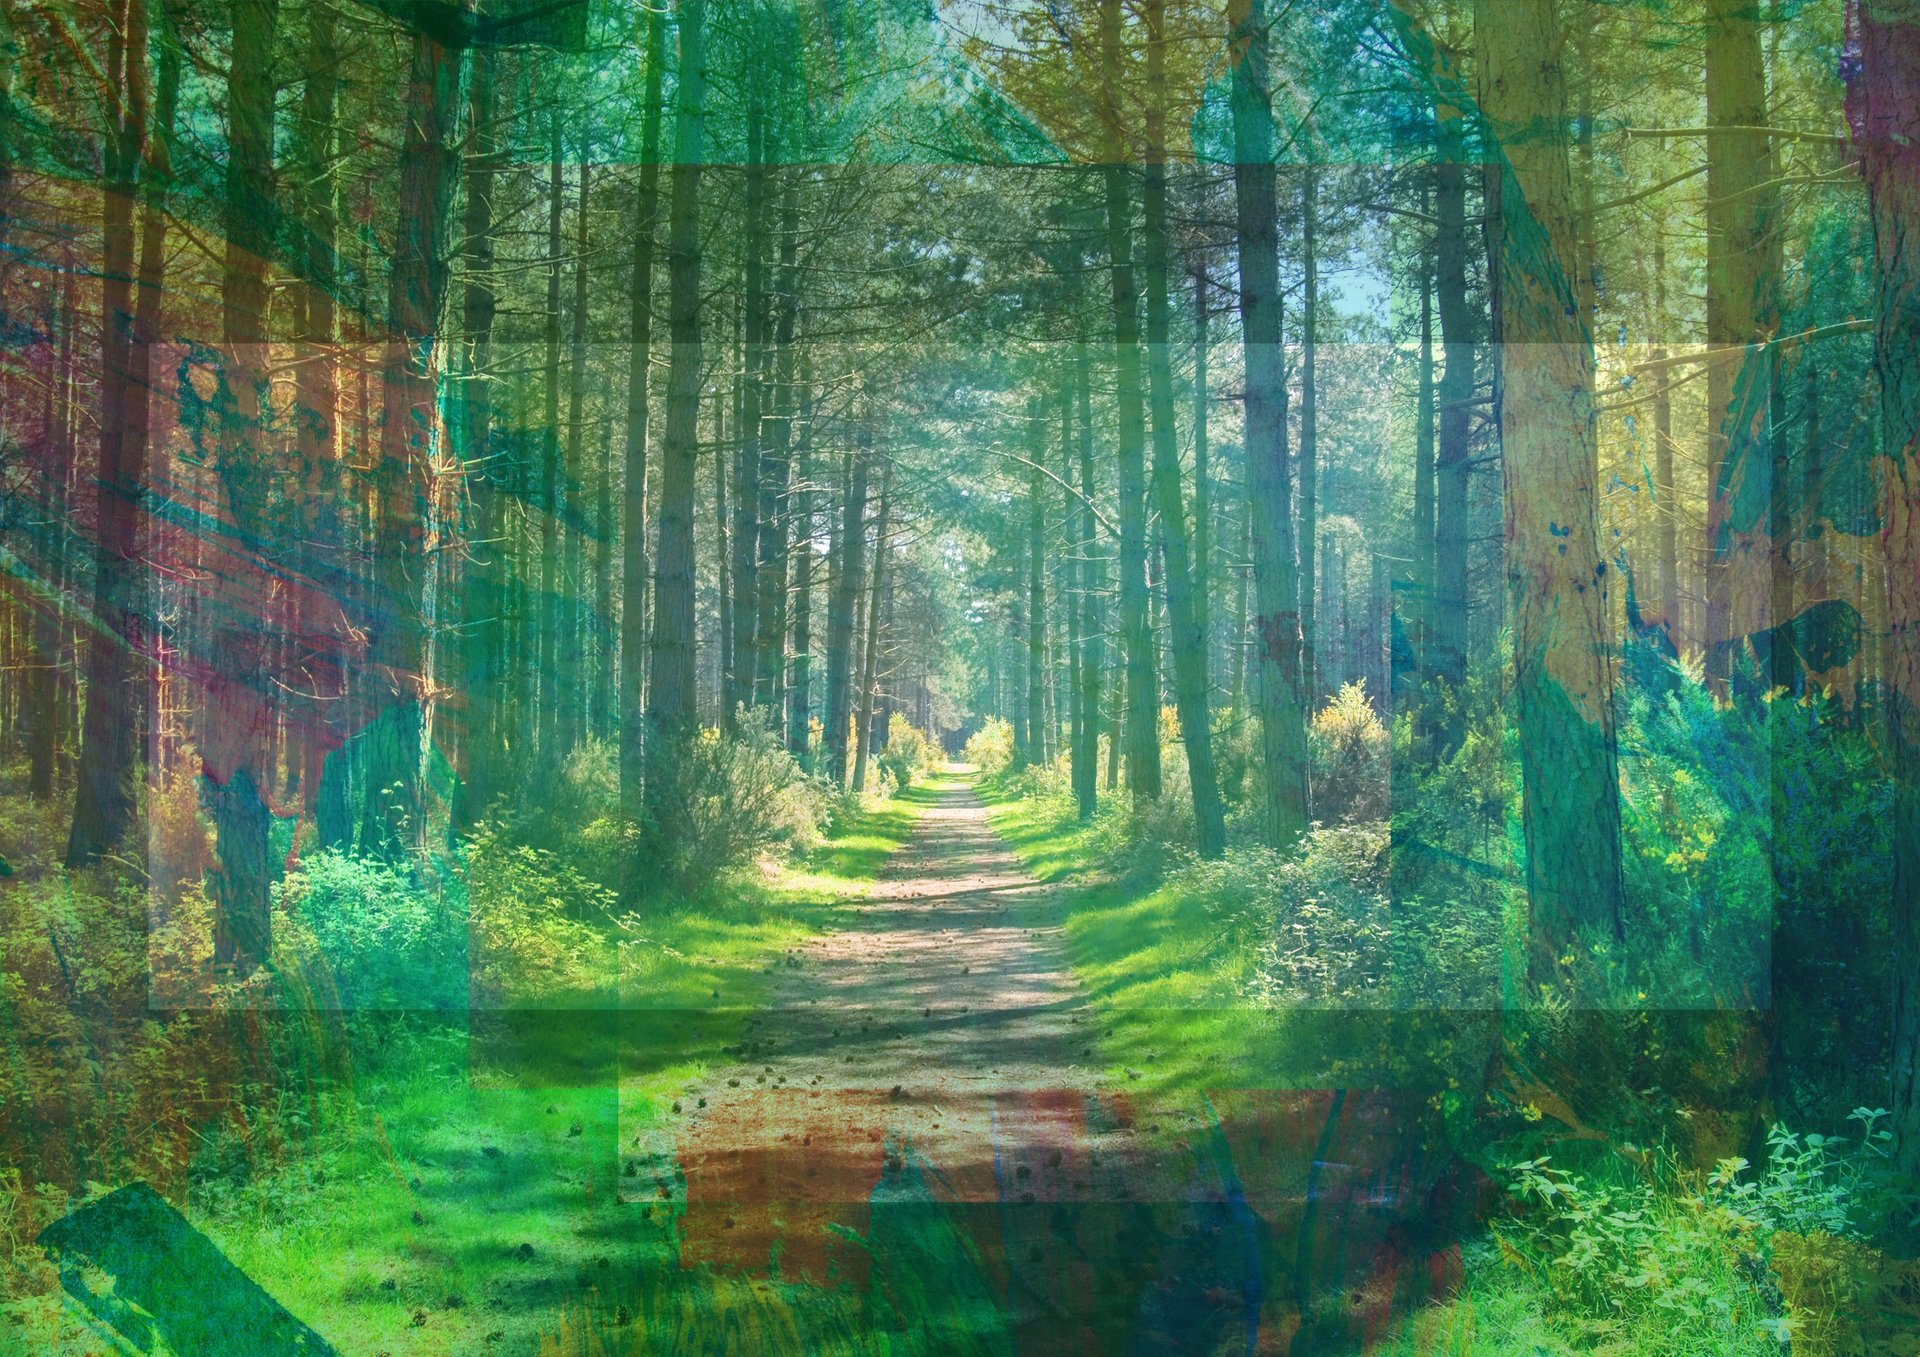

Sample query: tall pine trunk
[207,0,279,972]
[1228,0,1309,847]
[361,28,460,854]
[647,0,706,737]
[786,370,815,758]
[456,50,501,831]
[1432,138,1473,702]
[852,461,892,793]
[620,2,665,819]
[1299,164,1320,705]
[1142,0,1224,856]
[1098,1,1159,803]
[1480,0,1626,989]
[1702,0,1778,689]
[1074,349,1103,818]
[755,178,798,719]
[1851,0,1920,1174]
[730,99,767,724]
[824,444,867,784]
[66,0,149,868]
[565,154,593,751]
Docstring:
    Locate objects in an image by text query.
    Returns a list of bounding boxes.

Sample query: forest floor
[11,770,1468,1357]
[641,771,1204,1352]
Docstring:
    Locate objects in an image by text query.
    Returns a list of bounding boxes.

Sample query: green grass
[977,778,1483,1096]
[16,785,931,1357]
[981,780,1347,1097]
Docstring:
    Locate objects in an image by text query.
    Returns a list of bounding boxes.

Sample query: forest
[0,0,1917,1351]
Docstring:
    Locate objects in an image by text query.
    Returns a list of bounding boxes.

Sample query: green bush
[276,852,466,1011]
[878,713,941,791]
[640,721,828,897]
[1308,679,1388,824]
[962,717,1015,777]
[464,827,617,1004]
[1488,1110,1898,1356]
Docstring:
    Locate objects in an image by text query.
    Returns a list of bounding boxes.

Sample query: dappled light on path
[623,777,1473,1352]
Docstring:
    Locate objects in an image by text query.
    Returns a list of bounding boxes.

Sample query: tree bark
[1433,131,1474,700]
[620,2,666,819]
[1479,0,1626,990]
[1025,398,1049,767]
[360,27,460,855]
[208,0,280,973]
[455,49,500,832]
[1652,235,1680,636]
[824,444,868,784]
[567,153,595,748]
[1299,163,1320,706]
[852,461,893,793]
[647,0,706,737]
[755,178,798,719]
[66,0,149,869]
[1402,223,1435,711]
[731,99,767,724]
[1851,0,1920,1174]
[1702,0,1779,690]
[786,368,815,757]
[1229,0,1309,848]
[1075,348,1104,818]
[1142,0,1224,856]
[1098,0,1160,804]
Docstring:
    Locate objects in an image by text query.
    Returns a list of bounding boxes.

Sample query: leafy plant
[639,721,828,897]
[275,851,467,1012]
[961,717,1015,777]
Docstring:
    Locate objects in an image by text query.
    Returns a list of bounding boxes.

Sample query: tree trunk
[1702,0,1778,690]
[1142,0,1224,857]
[1229,0,1309,848]
[455,49,500,831]
[1399,220,1435,720]
[786,369,815,757]
[360,27,460,855]
[1851,0,1920,1174]
[1098,1,1160,804]
[567,153,593,750]
[1480,0,1626,990]
[1299,163,1320,706]
[1652,235,1680,636]
[755,178,798,720]
[825,444,868,784]
[1433,135,1473,700]
[1074,348,1104,818]
[1192,264,1211,660]
[646,0,706,737]
[208,0,280,973]
[540,116,564,756]
[620,2,666,819]
[1026,399,1049,767]
[66,0,149,869]
[296,0,344,826]
[852,461,893,793]
[731,101,767,724]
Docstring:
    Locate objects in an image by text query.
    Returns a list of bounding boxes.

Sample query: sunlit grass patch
[81,786,940,1357]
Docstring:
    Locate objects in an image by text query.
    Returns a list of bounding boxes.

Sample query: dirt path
[623,774,1467,1353]
[632,775,1210,1345]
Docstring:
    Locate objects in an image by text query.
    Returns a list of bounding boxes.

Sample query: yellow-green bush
[962,717,1015,777]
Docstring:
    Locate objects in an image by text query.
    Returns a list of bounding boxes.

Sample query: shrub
[962,717,1015,777]
[1488,1111,1902,1357]
[274,851,466,1012]
[878,714,941,791]
[464,828,617,1004]
[640,722,827,897]
[1309,679,1388,824]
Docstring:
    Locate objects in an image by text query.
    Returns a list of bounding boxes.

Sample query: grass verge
[16,787,930,1357]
